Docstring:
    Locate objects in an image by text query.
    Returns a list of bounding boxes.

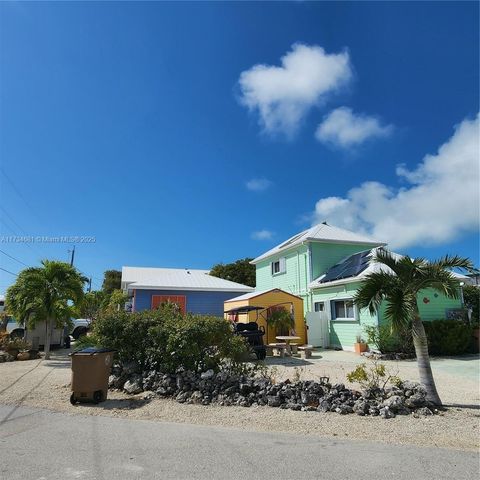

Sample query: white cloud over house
[246,178,273,192]
[315,107,393,148]
[251,230,275,240]
[312,113,479,249]
[238,43,352,137]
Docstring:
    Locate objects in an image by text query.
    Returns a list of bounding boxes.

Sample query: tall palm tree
[354,249,472,406]
[6,260,86,359]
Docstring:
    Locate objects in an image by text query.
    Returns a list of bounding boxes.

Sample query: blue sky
[0,2,478,292]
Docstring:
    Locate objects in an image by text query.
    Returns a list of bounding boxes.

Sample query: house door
[306,310,329,347]
[151,295,186,314]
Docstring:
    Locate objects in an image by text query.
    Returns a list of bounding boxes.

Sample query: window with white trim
[314,302,325,312]
[271,257,286,275]
[332,299,356,320]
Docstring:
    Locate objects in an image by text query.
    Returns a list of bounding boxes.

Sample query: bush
[364,323,414,354]
[0,333,30,351]
[422,319,473,356]
[463,285,480,326]
[366,319,473,356]
[89,304,248,372]
[346,361,401,390]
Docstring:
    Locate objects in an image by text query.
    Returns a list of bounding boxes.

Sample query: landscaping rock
[379,407,396,419]
[405,393,426,408]
[382,395,404,412]
[113,362,433,419]
[16,352,30,361]
[200,369,215,380]
[267,395,282,407]
[123,374,143,395]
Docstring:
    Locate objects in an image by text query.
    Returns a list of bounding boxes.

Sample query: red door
[151,295,186,314]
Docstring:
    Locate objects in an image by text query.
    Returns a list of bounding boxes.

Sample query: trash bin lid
[72,347,116,355]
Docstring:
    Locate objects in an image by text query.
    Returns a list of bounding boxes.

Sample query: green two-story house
[251,222,465,350]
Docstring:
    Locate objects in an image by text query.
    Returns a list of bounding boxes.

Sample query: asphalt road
[0,404,477,480]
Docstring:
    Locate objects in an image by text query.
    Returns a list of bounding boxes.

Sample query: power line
[0,249,29,267]
[0,168,39,220]
[0,266,17,276]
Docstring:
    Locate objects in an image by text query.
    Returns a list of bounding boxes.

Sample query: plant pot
[354,342,368,354]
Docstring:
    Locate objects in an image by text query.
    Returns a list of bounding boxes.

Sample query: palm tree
[6,260,86,359]
[354,249,472,406]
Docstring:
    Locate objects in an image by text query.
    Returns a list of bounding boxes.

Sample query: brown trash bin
[70,347,115,405]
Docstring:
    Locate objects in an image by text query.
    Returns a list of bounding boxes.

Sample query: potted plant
[354,334,368,354]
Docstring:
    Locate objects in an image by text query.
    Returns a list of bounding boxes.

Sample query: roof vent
[322,221,328,225]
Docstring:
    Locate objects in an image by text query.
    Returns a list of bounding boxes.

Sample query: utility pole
[88,277,92,292]
[69,245,75,267]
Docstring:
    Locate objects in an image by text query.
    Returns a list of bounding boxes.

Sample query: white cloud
[251,230,274,241]
[312,114,480,249]
[238,43,352,137]
[246,178,273,192]
[315,107,393,148]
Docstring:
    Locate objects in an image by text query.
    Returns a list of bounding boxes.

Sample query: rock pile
[109,362,437,419]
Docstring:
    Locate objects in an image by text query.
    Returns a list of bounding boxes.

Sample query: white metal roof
[121,266,254,293]
[251,223,386,264]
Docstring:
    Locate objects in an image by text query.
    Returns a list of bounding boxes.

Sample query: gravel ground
[0,349,479,452]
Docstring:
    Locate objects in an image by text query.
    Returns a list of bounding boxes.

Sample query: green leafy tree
[102,270,121,295]
[354,249,472,405]
[210,258,256,287]
[104,289,129,312]
[6,260,86,359]
[266,307,295,342]
[463,285,480,325]
[79,290,106,322]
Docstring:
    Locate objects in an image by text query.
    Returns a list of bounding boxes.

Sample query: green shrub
[422,319,472,356]
[463,285,480,326]
[364,323,414,354]
[365,319,472,356]
[89,304,248,372]
[346,361,402,390]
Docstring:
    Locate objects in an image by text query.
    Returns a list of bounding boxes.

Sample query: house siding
[311,281,378,350]
[255,245,309,301]
[133,289,244,317]
[312,284,464,349]
[378,288,463,324]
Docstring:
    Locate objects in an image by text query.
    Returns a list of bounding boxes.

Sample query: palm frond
[383,289,416,331]
[354,271,400,315]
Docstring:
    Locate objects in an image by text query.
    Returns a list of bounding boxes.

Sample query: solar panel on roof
[320,250,371,283]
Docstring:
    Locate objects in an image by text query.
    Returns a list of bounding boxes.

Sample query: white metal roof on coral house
[121,267,254,293]
[251,223,386,264]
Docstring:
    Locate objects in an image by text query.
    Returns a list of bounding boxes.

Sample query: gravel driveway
[0,348,478,451]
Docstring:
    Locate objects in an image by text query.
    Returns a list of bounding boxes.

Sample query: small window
[314,302,324,312]
[333,300,356,320]
[271,257,286,275]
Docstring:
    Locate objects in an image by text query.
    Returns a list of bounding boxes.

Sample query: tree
[79,290,106,323]
[102,270,121,295]
[463,285,480,324]
[210,258,256,287]
[5,260,86,359]
[354,249,472,406]
[104,289,129,312]
[266,306,294,342]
